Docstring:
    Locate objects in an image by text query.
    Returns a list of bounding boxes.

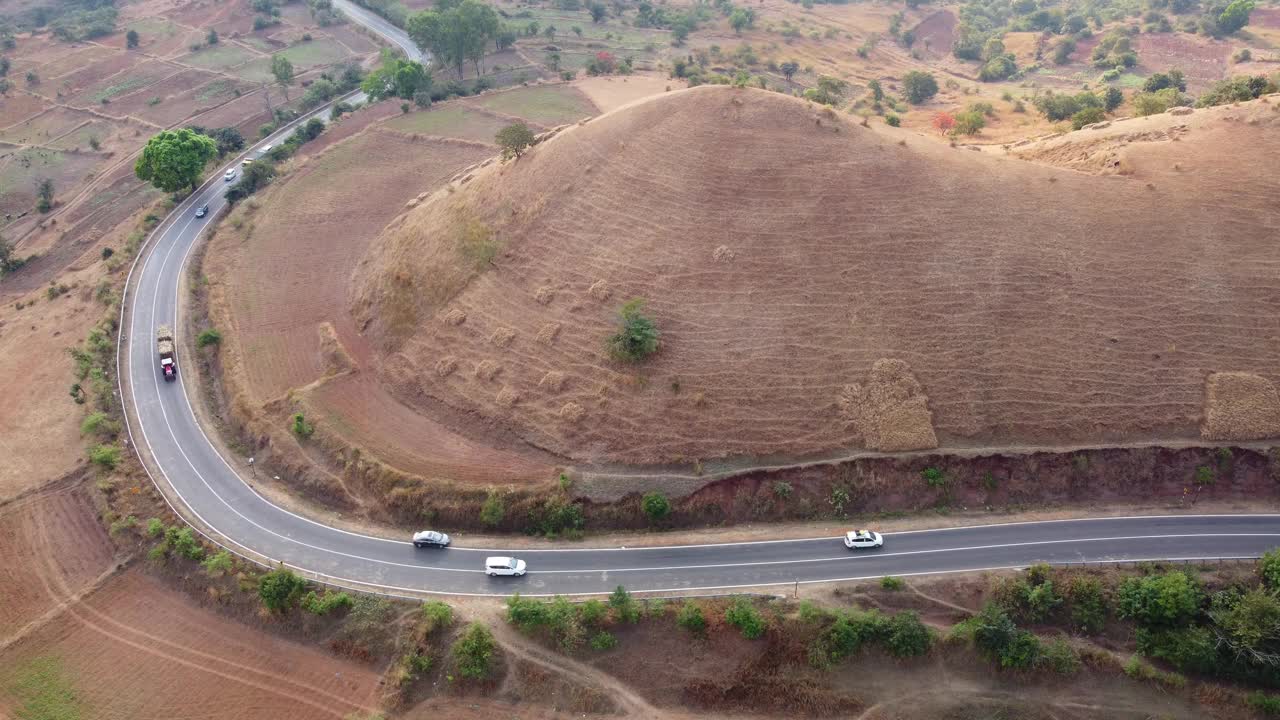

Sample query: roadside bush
[884,611,932,657]
[258,566,307,612]
[1116,572,1202,628]
[527,497,584,538]
[1038,637,1081,674]
[1065,575,1108,634]
[420,599,454,633]
[921,467,946,487]
[202,550,234,576]
[606,299,659,362]
[480,488,505,527]
[196,328,222,347]
[589,631,617,650]
[677,600,707,633]
[89,443,121,470]
[452,622,497,679]
[609,585,640,623]
[809,609,888,667]
[641,492,671,523]
[1260,548,1280,589]
[1136,625,1217,674]
[165,525,204,560]
[81,412,120,439]
[725,597,766,639]
[578,598,607,626]
[880,576,905,591]
[147,517,165,538]
[301,590,354,615]
[507,593,549,629]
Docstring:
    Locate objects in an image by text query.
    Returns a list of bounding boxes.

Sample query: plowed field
[0,571,382,719]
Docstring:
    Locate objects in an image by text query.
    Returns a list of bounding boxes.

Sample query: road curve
[116,8,1280,598]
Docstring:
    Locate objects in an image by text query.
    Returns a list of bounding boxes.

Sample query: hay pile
[1201,372,1280,441]
[839,359,938,452]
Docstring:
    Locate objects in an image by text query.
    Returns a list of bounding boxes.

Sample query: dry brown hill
[351,86,1280,466]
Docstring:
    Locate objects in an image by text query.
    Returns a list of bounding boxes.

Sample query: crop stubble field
[354,87,1280,467]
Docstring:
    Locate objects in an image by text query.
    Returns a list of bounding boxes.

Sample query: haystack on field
[352,85,1280,467]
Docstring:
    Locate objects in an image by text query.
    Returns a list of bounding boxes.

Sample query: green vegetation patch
[179,44,259,71]
[194,78,240,103]
[276,38,351,68]
[124,16,178,38]
[473,85,596,125]
[385,104,510,142]
[7,656,83,720]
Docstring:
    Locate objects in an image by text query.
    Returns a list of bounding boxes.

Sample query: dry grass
[1202,372,1280,441]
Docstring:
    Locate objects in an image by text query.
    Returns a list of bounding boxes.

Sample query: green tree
[729,7,754,33]
[641,492,671,523]
[207,28,219,45]
[884,611,932,657]
[134,128,218,193]
[953,110,985,135]
[589,1,606,22]
[902,70,938,104]
[1143,69,1186,93]
[408,0,500,79]
[1103,86,1124,112]
[35,178,54,212]
[126,29,139,48]
[452,622,497,678]
[606,299,659,362]
[1117,572,1203,628]
[780,61,799,81]
[495,122,536,160]
[1261,548,1280,590]
[1218,0,1255,34]
[868,78,884,103]
[609,585,640,623]
[803,75,846,105]
[1071,106,1106,129]
[271,54,294,100]
[1209,588,1280,668]
[258,566,307,612]
[291,412,314,438]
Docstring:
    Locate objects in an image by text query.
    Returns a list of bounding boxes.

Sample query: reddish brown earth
[1134,33,1232,92]
[352,87,1280,467]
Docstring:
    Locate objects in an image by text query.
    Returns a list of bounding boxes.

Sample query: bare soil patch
[0,570,383,719]
[1134,33,1232,92]
[0,93,54,130]
[354,87,1280,467]
[574,74,673,113]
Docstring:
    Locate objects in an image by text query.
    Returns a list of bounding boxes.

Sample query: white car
[412,530,450,548]
[844,530,884,549]
[485,556,526,577]
[223,168,237,181]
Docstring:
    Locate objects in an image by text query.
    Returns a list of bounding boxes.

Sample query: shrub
[1034,91,1102,121]
[1196,74,1277,107]
[258,567,307,612]
[606,299,659,362]
[921,467,946,487]
[480,489,505,527]
[452,622,497,678]
[884,113,900,126]
[884,611,932,657]
[880,576,905,591]
[641,492,671,523]
[589,631,617,650]
[89,443,120,469]
[809,609,888,667]
[146,517,165,538]
[507,593,549,629]
[1116,572,1202,628]
[677,600,707,632]
[1065,575,1108,634]
[902,70,938,104]
[952,110,985,135]
[528,497,584,538]
[81,412,120,438]
[421,599,454,633]
[1142,69,1187,93]
[196,328,222,347]
[1038,637,1081,674]
[1248,692,1280,717]
[1136,625,1217,674]
[978,54,1017,82]
[609,585,640,623]
[1104,86,1124,112]
[291,413,314,438]
[166,525,204,560]
[1261,548,1280,589]
[302,590,354,615]
[1071,106,1106,129]
[1194,465,1216,485]
[1131,87,1186,116]
[725,597,766,639]
[578,599,607,627]
[202,550,234,576]
[772,481,793,499]
[1233,48,1252,63]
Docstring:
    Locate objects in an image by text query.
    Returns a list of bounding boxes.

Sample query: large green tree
[271,54,294,100]
[134,128,218,193]
[407,0,500,79]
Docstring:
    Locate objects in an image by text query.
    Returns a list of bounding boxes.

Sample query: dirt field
[574,74,673,113]
[204,115,555,486]
[354,87,1280,467]
[0,570,384,719]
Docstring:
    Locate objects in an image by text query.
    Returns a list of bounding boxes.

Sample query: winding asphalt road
[116,7,1280,597]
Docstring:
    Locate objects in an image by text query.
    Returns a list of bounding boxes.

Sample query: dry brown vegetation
[353,86,1280,468]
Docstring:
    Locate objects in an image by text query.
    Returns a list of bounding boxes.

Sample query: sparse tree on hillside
[495,122,536,160]
[134,128,218,193]
[902,70,938,104]
[607,299,659,363]
[35,178,54,212]
[589,1,607,22]
[780,60,799,81]
[126,29,139,48]
[271,54,294,100]
[1104,86,1124,112]
[207,29,219,45]
[1217,0,1255,34]
[729,7,754,34]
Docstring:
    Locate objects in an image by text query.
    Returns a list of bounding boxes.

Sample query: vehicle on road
[223,168,237,181]
[156,325,176,381]
[485,556,526,577]
[242,145,272,166]
[195,204,208,218]
[844,530,884,549]
[412,530,450,548]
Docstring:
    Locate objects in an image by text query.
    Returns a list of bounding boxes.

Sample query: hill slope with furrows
[351,86,1280,466]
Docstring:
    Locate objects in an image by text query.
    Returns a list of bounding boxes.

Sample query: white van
[485,556,527,577]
